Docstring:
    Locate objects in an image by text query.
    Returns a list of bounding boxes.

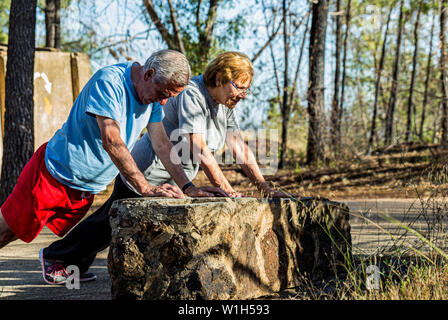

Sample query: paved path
[344,198,448,255]
[1,198,447,300]
[0,228,111,300]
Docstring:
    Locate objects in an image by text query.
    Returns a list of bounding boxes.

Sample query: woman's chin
[225,100,239,109]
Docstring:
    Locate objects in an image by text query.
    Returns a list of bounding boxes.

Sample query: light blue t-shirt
[45,62,163,193]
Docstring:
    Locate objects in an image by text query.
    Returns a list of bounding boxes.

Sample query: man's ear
[144,68,155,81]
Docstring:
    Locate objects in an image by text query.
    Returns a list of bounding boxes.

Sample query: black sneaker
[79,272,97,282]
[39,248,97,285]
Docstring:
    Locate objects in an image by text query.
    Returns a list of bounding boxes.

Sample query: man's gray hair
[143,49,191,87]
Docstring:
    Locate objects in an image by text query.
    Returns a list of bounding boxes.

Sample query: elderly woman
[39,51,291,285]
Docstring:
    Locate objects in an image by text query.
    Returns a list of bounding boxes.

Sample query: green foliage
[1,0,75,48]
[142,0,247,75]
[0,0,11,44]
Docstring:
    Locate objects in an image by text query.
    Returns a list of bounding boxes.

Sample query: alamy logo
[168,128,279,175]
[65,265,80,290]
[366,265,381,290]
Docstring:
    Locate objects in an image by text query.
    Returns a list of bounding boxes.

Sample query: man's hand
[184,185,229,198]
[97,116,153,195]
[142,183,184,198]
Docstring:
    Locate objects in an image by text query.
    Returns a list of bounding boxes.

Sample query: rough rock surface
[107,197,351,300]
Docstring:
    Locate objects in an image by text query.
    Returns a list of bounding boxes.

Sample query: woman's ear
[215,72,222,87]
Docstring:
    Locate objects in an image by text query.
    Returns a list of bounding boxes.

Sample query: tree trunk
[405,2,422,142]
[420,12,436,140]
[306,0,329,166]
[45,0,60,48]
[289,13,310,112]
[330,0,342,156]
[279,0,289,169]
[0,0,37,206]
[440,0,448,145]
[338,0,351,155]
[367,5,392,154]
[261,0,282,127]
[384,0,404,146]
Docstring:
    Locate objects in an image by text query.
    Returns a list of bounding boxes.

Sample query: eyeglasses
[229,80,252,96]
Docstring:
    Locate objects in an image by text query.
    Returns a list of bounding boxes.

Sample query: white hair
[143,49,191,87]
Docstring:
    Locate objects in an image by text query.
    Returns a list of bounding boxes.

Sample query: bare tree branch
[289,12,310,109]
[167,0,185,54]
[203,0,218,43]
[109,47,119,60]
[251,19,282,62]
[261,0,282,103]
[90,29,151,54]
[196,0,202,30]
[119,47,135,61]
[142,0,176,49]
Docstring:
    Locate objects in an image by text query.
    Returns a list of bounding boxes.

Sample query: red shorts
[1,143,94,243]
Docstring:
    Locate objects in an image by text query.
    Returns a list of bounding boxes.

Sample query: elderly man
[0,49,222,258]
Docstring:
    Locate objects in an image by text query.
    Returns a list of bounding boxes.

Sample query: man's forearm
[104,139,150,194]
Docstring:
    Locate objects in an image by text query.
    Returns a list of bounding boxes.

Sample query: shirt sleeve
[226,108,240,132]
[84,79,123,122]
[177,87,208,135]
[148,102,164,123]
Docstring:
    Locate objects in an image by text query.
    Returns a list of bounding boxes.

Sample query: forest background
[1,0,447,200]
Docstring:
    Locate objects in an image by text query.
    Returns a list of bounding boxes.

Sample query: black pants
[42,176,140,273]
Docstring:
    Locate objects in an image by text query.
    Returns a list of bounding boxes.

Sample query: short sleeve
[226,108,240,132]
[177,87,208,135]
[148,102,164,123]
[85,79,123,122]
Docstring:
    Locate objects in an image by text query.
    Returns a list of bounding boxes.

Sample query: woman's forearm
[230,133,268,191]
[188,133,235,193]
[199,153,234,192]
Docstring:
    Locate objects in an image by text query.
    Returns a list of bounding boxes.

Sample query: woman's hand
[184,185,229,197]
[258,182,299,199]
[227,190,244,198]
[262,189,298,198]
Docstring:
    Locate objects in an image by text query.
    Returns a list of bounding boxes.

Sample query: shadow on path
[0,227,111,300]
[0,257,111,300]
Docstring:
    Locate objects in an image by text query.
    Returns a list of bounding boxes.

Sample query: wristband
[181,181,195,193]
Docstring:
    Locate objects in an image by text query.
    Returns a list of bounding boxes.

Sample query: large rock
[107,197,351,300]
